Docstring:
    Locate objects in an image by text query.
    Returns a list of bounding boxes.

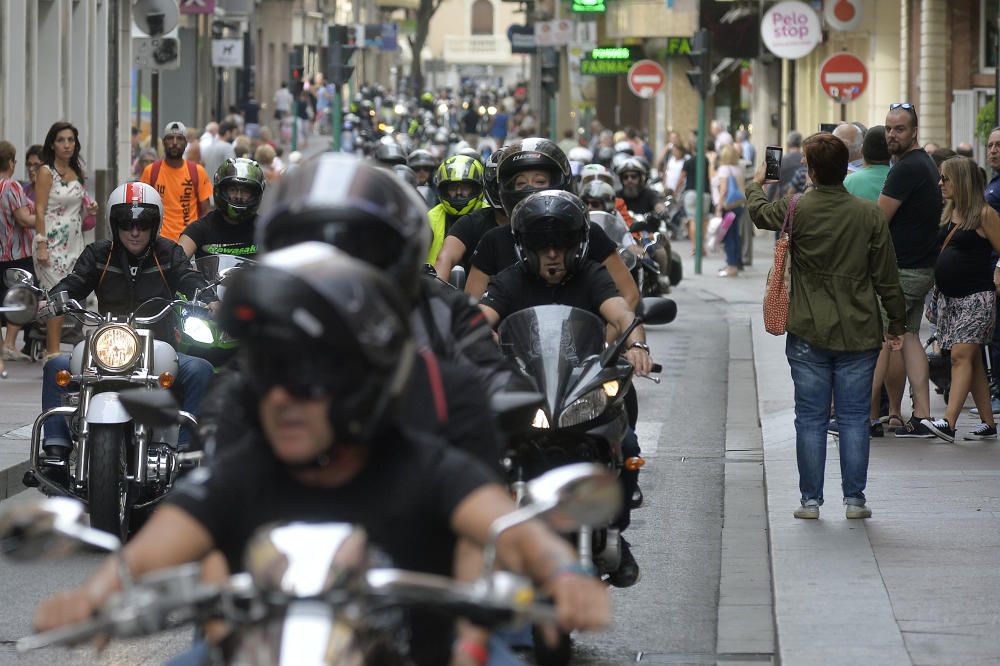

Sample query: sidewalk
[687,231,1000,665]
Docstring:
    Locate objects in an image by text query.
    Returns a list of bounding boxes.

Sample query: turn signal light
[55,370,72,387]
[158,372,175,389]
[624,456,645,471]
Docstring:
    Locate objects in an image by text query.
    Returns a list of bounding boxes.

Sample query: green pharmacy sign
[580,45,640,76]
[572,0,606,13]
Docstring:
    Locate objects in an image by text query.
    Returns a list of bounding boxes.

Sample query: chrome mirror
[3,267,33,287]
[1,286,39,326]
[0,497,120,561]
[526,463,622,532]
[245,523,368,597]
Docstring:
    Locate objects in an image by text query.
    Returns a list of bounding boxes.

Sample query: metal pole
[291,99,299,151]
[694,95,706,274]
[151,71,160,149]
[332,87,343,151]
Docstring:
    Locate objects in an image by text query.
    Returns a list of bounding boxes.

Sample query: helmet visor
[242,340,359,399]
[520,223,582,252]
[222,182,259,207]
[110,204,159,232]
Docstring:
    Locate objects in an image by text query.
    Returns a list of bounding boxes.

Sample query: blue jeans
[42,352,213,449]
[724,207,743,268]
[785,334,879,506]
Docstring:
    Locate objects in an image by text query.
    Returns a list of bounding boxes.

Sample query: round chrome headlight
[91,324,140,372]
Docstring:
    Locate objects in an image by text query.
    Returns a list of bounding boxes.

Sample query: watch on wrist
[629,341,650,353]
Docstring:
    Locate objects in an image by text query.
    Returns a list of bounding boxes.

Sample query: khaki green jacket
[746,182,906,351]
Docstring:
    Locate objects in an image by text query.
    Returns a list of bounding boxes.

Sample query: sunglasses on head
[890,103,918,125]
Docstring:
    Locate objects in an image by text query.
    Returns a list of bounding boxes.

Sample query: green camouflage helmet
[214,157,266,222]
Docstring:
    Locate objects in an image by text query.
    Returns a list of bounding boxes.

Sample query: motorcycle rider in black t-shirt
[479,189,653,587]
[464,138,639,310]
[32,247,610,666]
[179,158,265,259]
[615,157,672,290]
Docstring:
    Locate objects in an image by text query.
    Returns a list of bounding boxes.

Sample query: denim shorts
[683,190,712,219]
[881,267,935,333]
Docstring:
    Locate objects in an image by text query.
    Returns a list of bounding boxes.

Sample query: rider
[580,163,634,226]
[33,247,610,666]
[614,157,671,289]
[426,154,486,265]
[408,148,439,207]
[433,144,510,278]
[39,183,215,472]
[372,139,409,167]
[477,189,652,588]
[179,157,265,259]
[465,138,640,311]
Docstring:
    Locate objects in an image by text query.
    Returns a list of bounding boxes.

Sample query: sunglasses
[115,218,157,232]
[583,199,605,210]
[889,103,918,126]
[620,173,642,181]
[940,175,950,183]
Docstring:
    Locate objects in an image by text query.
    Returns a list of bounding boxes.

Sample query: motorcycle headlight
[91,324,140,372]
[183,316,214,344]
[558,387,608,428]
[532,409,550,429]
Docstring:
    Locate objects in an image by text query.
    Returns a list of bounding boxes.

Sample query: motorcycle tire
[669,251,683,286]
[88,423,134,541]
[532,625,573,666]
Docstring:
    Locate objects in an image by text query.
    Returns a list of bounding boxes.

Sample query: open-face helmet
[579,179,617,213]
[107,182,163,256]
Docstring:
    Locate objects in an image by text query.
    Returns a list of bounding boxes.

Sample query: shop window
[983,0,998,71]
[471,0,493,35]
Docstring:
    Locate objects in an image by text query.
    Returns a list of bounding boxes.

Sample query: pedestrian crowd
[743,105,1000,519]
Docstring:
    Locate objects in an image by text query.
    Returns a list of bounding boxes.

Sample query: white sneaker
[794,500,820,519]
[845,503,872,519]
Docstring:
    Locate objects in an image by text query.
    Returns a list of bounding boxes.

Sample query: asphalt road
[0,286,733,666]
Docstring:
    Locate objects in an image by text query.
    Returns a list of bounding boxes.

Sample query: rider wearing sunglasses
[40,182,217,471]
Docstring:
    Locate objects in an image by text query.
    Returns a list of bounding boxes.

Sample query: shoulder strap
[186,161,200,204]
[781,193,802,242]
[149,160,163,187]
[941,222,960,250]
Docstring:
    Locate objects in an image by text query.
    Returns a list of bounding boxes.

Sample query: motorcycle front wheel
[88,423,134,540]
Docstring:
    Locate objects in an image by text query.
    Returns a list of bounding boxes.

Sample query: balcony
[443,35,515,65]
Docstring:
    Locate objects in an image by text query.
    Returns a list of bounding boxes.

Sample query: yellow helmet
[434,155,484,216]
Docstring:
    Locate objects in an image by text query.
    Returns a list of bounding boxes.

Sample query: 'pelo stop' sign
[761,1,821,60]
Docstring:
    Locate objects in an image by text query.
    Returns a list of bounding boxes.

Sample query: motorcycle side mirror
[3,267,34,287]
[0,497,121,561]
[449,265,467,291]
[245,523,368,596]
[640,297,677,326]
[0,286,38,326]
[490,391,545,438]
[118,388,183,428]
[481,463,621,576]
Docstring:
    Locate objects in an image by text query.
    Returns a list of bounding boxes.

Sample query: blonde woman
[34,121,95,358]
[922,157,1000,442]
[715,144,745,277]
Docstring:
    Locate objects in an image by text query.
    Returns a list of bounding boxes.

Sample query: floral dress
[34,165,86,290]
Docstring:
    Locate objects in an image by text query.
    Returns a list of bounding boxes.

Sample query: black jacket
[52,237,213,341]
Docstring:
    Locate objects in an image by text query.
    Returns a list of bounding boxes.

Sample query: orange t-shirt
[140,161,213,242]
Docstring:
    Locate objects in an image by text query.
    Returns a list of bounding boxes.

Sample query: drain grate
[635,652,774,664]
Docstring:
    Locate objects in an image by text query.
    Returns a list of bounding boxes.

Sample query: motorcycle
[177,254,253,368]
[0,458,621,665]
[497,298,676,580]
[2,267,210,540]
[629,211,683,293]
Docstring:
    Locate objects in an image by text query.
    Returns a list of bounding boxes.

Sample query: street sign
[133,36,181,70]
[824,0,863,31]
[572,0,606,13]
[760,1,821,60]
[179,0,215,14]
[627,60,666,98]
[507,25,536,54]
[580,46,641,76]
[535,19,573,47]
[211,39,243,67]
[819,52,867,103]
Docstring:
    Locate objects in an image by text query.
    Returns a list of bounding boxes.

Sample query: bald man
[834,123,865,172]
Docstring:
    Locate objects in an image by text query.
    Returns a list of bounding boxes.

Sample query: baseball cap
[163,121,187,138]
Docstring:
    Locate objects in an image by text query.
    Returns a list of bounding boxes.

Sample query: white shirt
[665,155,687,192]
[274,88,294,114]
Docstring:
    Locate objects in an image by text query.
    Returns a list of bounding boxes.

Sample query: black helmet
[391,163,419,189]
[482,146,509,209]
[219,242,414,448]
[254,153,431,301]
[497,138,571,217]
[373,140,408,166]
[214,158,266,222]
[510,190,590,278]
[579,179,616,213]
[407,148,437,170]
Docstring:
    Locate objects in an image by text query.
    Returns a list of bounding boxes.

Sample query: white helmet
[107,182,163,252]
[579,163,614,188]
[567,146,594,164]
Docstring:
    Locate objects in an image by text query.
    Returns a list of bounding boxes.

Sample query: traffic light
[686,29,712,97]
[328,25,356,87]
[289,48,305,93]
[540,47,560,95]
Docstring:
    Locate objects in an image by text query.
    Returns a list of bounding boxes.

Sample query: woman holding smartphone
[33,121,96,359]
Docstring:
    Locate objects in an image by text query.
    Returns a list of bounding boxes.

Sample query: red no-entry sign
[819,53,867,103]
[627,60,666,99]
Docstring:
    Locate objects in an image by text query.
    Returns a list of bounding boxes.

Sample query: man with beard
[141,121,213,242]
[615,157,661,216]
[875,104,943,438]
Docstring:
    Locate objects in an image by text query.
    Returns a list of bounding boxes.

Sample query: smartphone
[819,123,839,133]
[765,145,782,182]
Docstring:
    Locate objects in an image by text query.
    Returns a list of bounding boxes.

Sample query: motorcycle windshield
[498,305,606,420]
[589,211,629,246]
[193,255,252,301]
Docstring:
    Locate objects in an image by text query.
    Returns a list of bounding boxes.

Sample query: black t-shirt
[471,222,616,276]
[881,148,943,268]
[618,187,659,215]
[934,223,995,297]
[241,100,260,125]
[447,208,500,271]
[481,259,620,321]
[182,210,257,259]
[167,431,498,665]
[681,155,710,192]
